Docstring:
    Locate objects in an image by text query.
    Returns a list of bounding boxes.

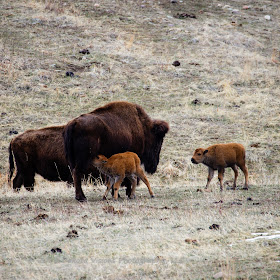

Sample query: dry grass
[1,0,280,279]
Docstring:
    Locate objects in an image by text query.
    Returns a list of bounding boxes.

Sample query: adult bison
[63,101,169,202]
[8,125,132,195]
[8,126,73,191]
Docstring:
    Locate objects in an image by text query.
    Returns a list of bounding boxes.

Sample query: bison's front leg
[205,167,214,190]
[218,168,225,191]
[73,168,87,202]
[113,176,125,200]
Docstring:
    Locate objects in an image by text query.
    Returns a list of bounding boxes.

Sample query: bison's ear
[152,120,169,137]
[203,150,208,155]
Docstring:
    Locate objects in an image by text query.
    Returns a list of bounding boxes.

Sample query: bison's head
[191,148,208,164]
[92,155,108,167]
[143,120,169,174]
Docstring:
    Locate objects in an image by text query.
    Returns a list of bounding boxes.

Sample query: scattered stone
[191,99,201,105]
[196,188,203,192]
[9,129,18,135]
[213,200,223,204]
[174,13,196,19]
[242,5,251,10]
[247,197,253,201]
[253,202,260,205]
[231,9,239,13]
[191,38,199,44]
[209,224,220,230]
[79,49,90,55]
[34,213,49,221]
[67,230,78,238]
[1,112,7,117]
[185,238,198,245]
[51,247,62,253]
[103,205,115,213]
[172,60,180,67]
[231,201,242,205]
[264,15,271,21]
[250,143,260,148]
[170,0,177,3]
[66,71,74,77]
[213,271,224,279]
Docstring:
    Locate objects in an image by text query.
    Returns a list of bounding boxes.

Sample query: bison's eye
[197,153,201,156]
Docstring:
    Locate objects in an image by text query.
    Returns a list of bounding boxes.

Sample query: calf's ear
[102,160,107,164]
[203,150,208,155]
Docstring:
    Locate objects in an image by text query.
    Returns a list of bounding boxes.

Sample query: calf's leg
[239,164,249,189]
[218,168,225,191]
[113,176,125,200]
[205,167,214,190]
[136,168,154,198]
[231,164,238,189]
[128,176,137,199]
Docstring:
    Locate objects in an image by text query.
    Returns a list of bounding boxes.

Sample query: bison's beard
[142,139,163,174]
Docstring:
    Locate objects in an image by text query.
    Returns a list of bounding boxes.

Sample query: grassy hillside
[0,0,279,279]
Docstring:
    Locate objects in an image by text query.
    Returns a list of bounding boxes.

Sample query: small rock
[247,197,253,201]
[191,99,201,105]
[9,130,18,135]
[1,112,7,117]
[232,9,239,13]
[172,60,180,67]
[67,230,78,238]
[34,214,49,221]
[250,143,260,148]
[170,0,177,3]
[103,205,115,213]
[264,15,271,21]
[66,71,74,77]
[242,5,251,10]
[213,271,224,279]
[185,239,198,245]
[79,49,90,55]
[174,13,196,19]
[51,247,62,253]
[209,224,220,230]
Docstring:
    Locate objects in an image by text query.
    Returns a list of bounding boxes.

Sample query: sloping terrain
[0,0,279,279]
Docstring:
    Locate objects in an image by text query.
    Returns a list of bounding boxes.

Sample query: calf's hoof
[13,188,21,192]
[129,194,136,199]
[102,196,107,200]
[151,194,155,198]
[242,186,249,190]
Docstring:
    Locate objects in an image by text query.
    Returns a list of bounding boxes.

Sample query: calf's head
[191,148,208,164]
[92,155,108,167]
[143,120,169,174]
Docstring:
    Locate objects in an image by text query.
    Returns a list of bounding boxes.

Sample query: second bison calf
[191,143,249,191]
[93,152,154,200]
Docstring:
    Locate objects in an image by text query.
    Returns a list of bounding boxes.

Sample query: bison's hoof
[76,197,87,202]
[242,187,249,190]
[102,196,107,200]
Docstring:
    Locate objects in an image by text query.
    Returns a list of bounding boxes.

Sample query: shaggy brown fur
[8,126,73,191]
[8,126,132,195]
[191,143,249,191]
[64,101,169,202]
[93,152,154,200]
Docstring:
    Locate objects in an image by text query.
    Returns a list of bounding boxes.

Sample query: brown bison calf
[92,152,154,200]
[191,143,249,191]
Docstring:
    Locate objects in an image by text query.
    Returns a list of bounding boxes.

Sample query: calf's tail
[8,143,15,187]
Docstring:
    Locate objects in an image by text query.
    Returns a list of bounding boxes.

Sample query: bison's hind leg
[13,172,24,192]
[23,172,35,192]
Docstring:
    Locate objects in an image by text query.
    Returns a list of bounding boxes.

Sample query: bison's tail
[63,122,76,170]
[8,143,15,187]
